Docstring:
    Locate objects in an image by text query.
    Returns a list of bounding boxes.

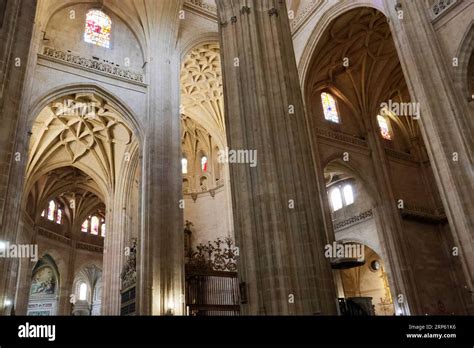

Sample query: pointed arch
[454,22,474,100]
[27,254,61,316]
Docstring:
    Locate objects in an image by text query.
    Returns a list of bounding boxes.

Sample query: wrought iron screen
[185,238,240,316]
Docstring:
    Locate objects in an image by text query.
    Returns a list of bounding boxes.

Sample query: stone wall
[183,186,233,248]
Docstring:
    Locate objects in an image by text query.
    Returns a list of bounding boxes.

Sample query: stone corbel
[231,16,237,24]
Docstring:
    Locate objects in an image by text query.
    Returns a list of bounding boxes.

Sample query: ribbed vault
[26,167,105,237]
[181,43,226,148]
[26,93,134,197]
[306,7,419,139]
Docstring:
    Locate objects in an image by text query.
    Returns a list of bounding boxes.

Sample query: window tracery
[84,9,112,48]
[321,92,340,123]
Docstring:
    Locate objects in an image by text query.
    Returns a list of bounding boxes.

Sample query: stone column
[365,116,421,315]
[388,0,474,312]
[60,241,76,315]
[101,150,140,315]
[101,193,123,315]
[0,0,37,316]
[216,0,337,315]
[136,0,185,315]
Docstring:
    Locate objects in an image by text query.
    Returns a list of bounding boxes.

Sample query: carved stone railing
[384,148,415,162]
[186,238,238,273]
[334,209,374,231]
[76,241,103,253]
[37,227,71,245]
[40,46,145,84]
[400,203,447,224]
[184,182,225,201]
[37,227,104,252]
[184,0,217,16]
[315,127,368,148]
[290,0,321,33]
[431,0,458,19]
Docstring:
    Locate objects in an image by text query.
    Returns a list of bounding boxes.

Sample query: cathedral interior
[0,0,473,319]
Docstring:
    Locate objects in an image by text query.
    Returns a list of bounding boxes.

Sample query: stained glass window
[79,282,87,301]
[201,156,208,172]
[81,220,89,233]
[343,185,354,205]
[321,92,340,123]
[84,10,112,48]
[101,223,106,237]
[377,115,392,140]
[47,201,56,221]
[91,216,99,235]
[56,208,62,224]
[330,188,343,211]
[182,158,188,174]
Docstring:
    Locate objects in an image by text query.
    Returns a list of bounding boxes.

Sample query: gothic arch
[37,0,147,59]
[27,83,144,142]
[299,1,388,94]
[454,22,474,100]
[336,238,383,268]
[71,263,102,314]
[180,42,226,149]
[18,83,144,316]
[334,241,395,315]
[29,254,61,288]
[303,7,405,123]
[305,7,422,314]
[180,33,220,61]
[35,251,66,282]
[25,167,105,227]
[73,262,102,284]
[24,163,109,208]
[23,84,143,216]
[323,157,379,209]
[323,159,398,314]
[26,254,62,315]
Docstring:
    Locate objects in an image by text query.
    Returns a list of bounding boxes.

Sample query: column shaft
[137,0,185,315]
[0,0,37,315]
[216,0,337,315]
[388,0,474,312]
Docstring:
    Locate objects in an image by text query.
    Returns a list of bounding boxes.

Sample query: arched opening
[27,255,60,316]
[17,91,141,316]
[180,43,234,247]
[324,160,395,316]
[72,265,102,316]
[305,7,466,315]
[336,244,394,316]
[180,42,237,315]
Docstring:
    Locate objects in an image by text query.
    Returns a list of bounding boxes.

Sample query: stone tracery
[27,93,134,193]
[181,43,226,147]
